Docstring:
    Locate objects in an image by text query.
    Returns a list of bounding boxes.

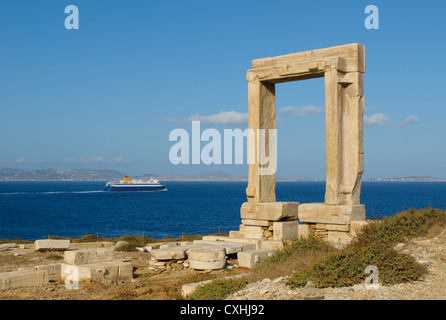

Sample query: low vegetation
[187,207,446,299]
[187,277,249,300]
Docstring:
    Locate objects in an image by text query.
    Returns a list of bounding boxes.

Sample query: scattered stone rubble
[147,236,284,275]
[0,239,133,290]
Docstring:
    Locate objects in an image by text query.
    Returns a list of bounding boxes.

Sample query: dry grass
[248,239,335,283]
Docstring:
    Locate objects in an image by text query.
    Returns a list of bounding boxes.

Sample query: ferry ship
[103,176,167,192]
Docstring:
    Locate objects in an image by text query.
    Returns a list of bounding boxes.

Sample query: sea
[0,181,445,241]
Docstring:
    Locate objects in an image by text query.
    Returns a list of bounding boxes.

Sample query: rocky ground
[227,228,446,300]
[0,241,248,300]
[1,228,445,300]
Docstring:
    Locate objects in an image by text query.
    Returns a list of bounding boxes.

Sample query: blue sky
[0,0,445,179]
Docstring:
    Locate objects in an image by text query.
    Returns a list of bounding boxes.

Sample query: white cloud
[14,158,44,163]
[168,110,248,126]
[399,115,419,125]
[63,156,131,164]
[278,105,324,117]
[110,157,131,164]
[12,156,131,165]
[64,156,106,163]
[364,113,390,126]
[188,110,248,125]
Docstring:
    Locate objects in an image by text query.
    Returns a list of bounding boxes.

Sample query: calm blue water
[0,181,445,240]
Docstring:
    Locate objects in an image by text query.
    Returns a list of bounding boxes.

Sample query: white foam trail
[0,190,104,195]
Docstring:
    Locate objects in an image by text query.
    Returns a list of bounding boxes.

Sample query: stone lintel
[298,203,365,225]
[251,43,365,76]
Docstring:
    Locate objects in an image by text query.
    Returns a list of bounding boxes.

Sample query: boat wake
[0,190,104,195]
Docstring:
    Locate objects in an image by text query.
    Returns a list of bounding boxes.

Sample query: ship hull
[103,185,167,192]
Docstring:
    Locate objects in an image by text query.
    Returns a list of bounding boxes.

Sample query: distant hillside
[363,176,445,182]
[0,168,123,181]
[0,168,246,181]
[137,171,246,181]
[1,168,443,182]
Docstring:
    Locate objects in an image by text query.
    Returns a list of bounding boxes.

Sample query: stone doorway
[231,43,367,245]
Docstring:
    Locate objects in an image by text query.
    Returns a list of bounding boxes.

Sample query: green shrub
[47,254,64,260]
[114,243,138,252]
[251,236,335,279]
[187,278,249,300]
[72,234,100,243]
[354,207,446,247]
[288,207,445,289]
[288,243,426,288]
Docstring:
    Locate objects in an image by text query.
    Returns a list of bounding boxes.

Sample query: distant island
[0,168,444,182]
[0,168,248,182]
[362,176,446,182]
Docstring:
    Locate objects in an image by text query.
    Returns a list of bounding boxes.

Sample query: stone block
[298,224,311,239]
[0,243,17,250]
[61,260,132,282]
[202,235,262,250]
[237,249,275,268]
[35,263,61,281]
[61,263,105,282]
[0,270,48,290]
[239,225,264,238]
[229,230,262,239]
[193,240,255,254]
[260,240,283,250]
[315,223,350,232]
[273,220,299,241]
[240,202,299,221]
[144,244,160,251]
[350,220,368,237]
[35,239,70,252]
[241,219,273,227]
[149,246,189,261]
[64,248,113,265]
[187,247,226,262]
[327,231,352,246]
[298,203,365,224]
[159,242,178,249]
[102,260,133,279]
[189,259,226,270]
